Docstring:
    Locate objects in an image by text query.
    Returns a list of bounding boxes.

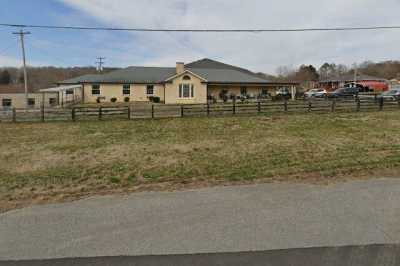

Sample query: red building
[319,73,389,92]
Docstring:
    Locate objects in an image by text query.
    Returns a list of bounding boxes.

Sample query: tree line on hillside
[0,67,117,91]
[1,60,400,91]
[259,60,400,83]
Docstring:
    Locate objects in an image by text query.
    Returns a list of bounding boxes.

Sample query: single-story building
[319,73,389,92]
[0,84,58,109]
[389,78,400,89]
[54,58,299,105]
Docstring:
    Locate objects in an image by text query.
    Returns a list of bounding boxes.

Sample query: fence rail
[0,98,399,123]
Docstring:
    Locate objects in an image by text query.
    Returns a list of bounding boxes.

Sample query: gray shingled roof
[60,74,103,84]
[59,58,272,85]
[186,58,257,75]
[189,68,270,83]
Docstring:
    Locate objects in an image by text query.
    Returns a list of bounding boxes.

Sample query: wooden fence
[0,98,399,123]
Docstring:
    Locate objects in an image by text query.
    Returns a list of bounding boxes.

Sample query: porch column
[81,85,85,103]
[41,92,45,107]
[61,91,64,108]
[291,86,296,101]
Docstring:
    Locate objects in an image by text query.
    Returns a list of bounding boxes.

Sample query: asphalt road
[2,245,400,266]
[1,178,399,261]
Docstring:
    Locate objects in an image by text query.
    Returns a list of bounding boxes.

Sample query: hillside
[0,67,118,91]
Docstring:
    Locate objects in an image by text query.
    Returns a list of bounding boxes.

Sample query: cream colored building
[55,58,298,105]
[0,85,59,109]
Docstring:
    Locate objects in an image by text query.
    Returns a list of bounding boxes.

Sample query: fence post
[331,99,336,112]
[72,107,76,122]
[99,107,102,120]
[233,100,236,115]
[284,99,288,112]
[379,97,384,111]
[12,107,16,123]
[151,104,155,119]
[257,101,261,113]
[356,97,361,112]
[180,105,184,117]
[127,106,131,120]
[308,101,312,112]
[398,98,400,109]
[207,103,210,116]
[41,104,45,122]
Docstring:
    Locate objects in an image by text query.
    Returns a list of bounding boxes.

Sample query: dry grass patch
[1,111,400,211]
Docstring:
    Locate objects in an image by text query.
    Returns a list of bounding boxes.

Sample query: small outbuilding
[319,73,389,92]
[0,84,58,109]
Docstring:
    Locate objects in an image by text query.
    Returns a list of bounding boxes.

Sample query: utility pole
[353,63,358,88]
[13,30,31,107]
[96,57,105,72]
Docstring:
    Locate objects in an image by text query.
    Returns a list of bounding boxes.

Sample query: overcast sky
[1,0,400,74]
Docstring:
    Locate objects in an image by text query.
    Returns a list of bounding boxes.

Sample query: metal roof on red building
[319,73,387,83]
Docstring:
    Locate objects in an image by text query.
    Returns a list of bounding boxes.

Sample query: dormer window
[183,75,191,81]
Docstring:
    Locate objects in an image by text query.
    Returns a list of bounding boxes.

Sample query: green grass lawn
[1,111,400,211]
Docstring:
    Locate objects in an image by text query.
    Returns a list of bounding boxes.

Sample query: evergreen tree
[0,70,11,84]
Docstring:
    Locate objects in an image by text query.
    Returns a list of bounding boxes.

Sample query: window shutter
[179,84,182,98]
[191,85,194,98]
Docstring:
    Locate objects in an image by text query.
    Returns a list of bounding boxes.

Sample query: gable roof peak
[165,69,208,82]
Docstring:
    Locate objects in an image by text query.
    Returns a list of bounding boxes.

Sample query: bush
[149,96,160,103]
[124,97,130,102]
[219,89,229,102]
[96,97,101,103]
[273,94,291,101]
[109,176,121,184]
[110,98,117,103]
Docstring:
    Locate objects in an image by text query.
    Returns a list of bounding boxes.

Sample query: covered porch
[207,83,298,103]
[40,84,83,107]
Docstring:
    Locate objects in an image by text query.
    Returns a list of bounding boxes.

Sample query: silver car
[305,89,327,98]
[378,89,400,101]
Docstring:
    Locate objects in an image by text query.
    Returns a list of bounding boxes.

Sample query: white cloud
[0,55,21,67]
[59,0,400,73]
[0,54,53,68]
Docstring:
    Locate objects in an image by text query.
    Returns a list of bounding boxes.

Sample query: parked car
[274,88,292,100]
[328,87,359,98]
[378,88,400,101]
[345,83,374,93]
[304,89,327,98]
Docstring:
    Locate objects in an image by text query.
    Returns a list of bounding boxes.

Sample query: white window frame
[122,84,131,95]
[146,85,154,95]
[2,98,12,108]
[49,98,57,106]
[240,86,247,96]
[179,84,194,99]
[27,98,36,108]
[92,84,101,95]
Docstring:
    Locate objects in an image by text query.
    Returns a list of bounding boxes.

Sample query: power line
[2,23,400,32]
[0,40,17,56]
